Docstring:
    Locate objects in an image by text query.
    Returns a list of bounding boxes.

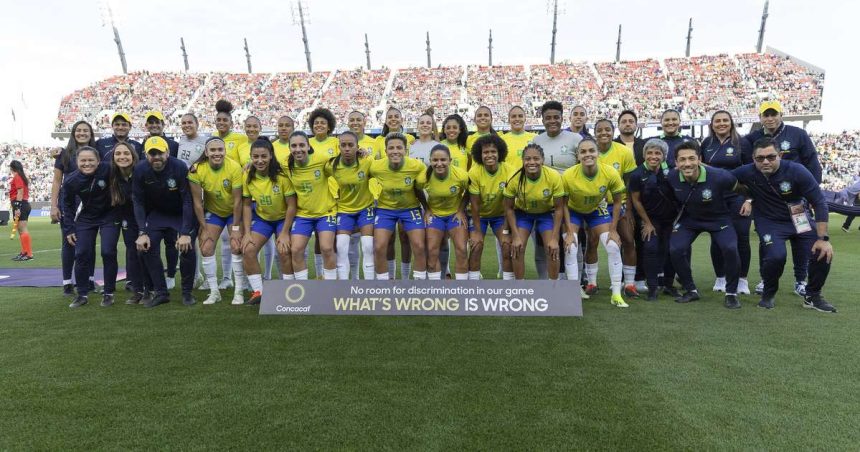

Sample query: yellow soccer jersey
[562,162,626,214]
[441,139,470,170]
[188,159,244,217]
[221,132,249,163]
[243,171,295,222]
[285,156,337,218]
[597,141,635,201]
[233,141,253,168]
[368,157,426,210]
[310,135,340,160]
[468,162,516,218]
[466,131,492,152]
[357,135,376,159]
[325,156,374,214]
[503,166,565,214]
[501,131,537,168]
[373,133,415,160]
[417,165,469,217]
[273,139,291,166]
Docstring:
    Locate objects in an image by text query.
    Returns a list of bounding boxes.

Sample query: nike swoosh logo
[720,225,728,230]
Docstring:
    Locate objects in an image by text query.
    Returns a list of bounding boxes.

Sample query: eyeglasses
[754,154,778,163]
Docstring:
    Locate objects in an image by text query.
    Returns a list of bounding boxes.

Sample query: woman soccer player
[468,134,515,280]
[273,115,295,165]
[285,131,338,280]
[107,142,148,305]
[61,147,118,308]
[177,113,207,167]
[409,112,441,163]
[306,108,340,278]
[562,138,628,308]
[466,106,496,151]
[189,137,245,305]
[9,160,33,261]
[369,133,428,280]
[440,114,470,169]
[373,107,415,160]
[418,144,469,280]
[51,120,97,294]
[501,106,537,168]
[702,110,753,294]
[326,131,376,279]
[241,139,296,305]
[232,115,263,166]
[215,99,248,160]
[503,144,565,280]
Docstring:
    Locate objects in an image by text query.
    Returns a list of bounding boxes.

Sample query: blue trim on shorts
[336,207,375,232]
[204,212,233,228]
[291,215,338,236]
[569,208,612,228]
[427,213,464,231]
[479,216,505,235]
[374,207,425,232]
[514,210,554,234]
[250,210,285,239]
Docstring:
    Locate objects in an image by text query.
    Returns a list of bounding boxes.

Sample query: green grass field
[1,217,857,450]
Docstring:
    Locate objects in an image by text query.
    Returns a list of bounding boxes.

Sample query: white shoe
[231,293,244,305]
[166,276,176,290]
[580,286,590,300]
[755,280,764,295]
[203,291,222,305]
[635,280,648,292]
[712,277,726,292]
[218,278,233,290]
[737,278,750,295]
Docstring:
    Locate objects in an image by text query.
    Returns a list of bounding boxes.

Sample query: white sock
[495,239,503,278]
[231,254,245,292]
[502,271,515,280]
[376,272,389,280]
[534,236,548,279]
[387,260,396,278]
[314,254,323,279]
[401,262,411,280]
[361,236,375,280]
[468,271,481,280]
[248,274,263,293]
[336,234,351,280]
[623,265,636,285]
[455,273,468,280]
[202,255,218,290]
[564,242,579,281]
[349,232,361,279]
[413,270,427,280]
[263,237,276,279]
[282,273,295,280]
[323,268,337,280]
[585,263,598,287]
[295,269,309,280]
[601,232,623,296]
[428,271,442,280]
[63,279,73,285]
[220,229,232,280]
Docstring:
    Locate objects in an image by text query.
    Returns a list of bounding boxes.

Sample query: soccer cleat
[69,295,88,308]
[182,294,196,306]
[219,278,234,290]
[758,297,775,310]
[165,276,176,290]
[635,280,648,292]
[675,290,700,303]
[231,293,245,306]
[712,277,726,292]
[203,291,222,305]
[585,284,599,296]
[737,278,751,295]
[63,283,75,297]
[610,294,629,308]
[754,280,764,295]
[100,294,115,307]
[145,294,170,308]
[646,288,659,302]
[623,284,640,298]
[19,254,34,261]
[126,292,144,305]
[579,286,590,300]
[794,281,807,297]
[724,294,741,309]
[662,286,681,298]
[11,253,24,261]
[247,291,262,306]
[803,295,837,313]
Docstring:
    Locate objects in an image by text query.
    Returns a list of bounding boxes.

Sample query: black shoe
[663,286,681,298]
[11,253,23,261]
[101,294,115,307]
[675,290,700,303]
[646,288,659,301]
[19,254,33,261]
[141,291,153,304]
[757,297,775,310]
[69,295,88,308]
[63,283,75,297]
[803,295,837,313]
[182,294,196,306]
[724,294,741,309]
[126,292,144,305]
[248,291,262,305]
[145,294,170,308]
[124,281,133,292]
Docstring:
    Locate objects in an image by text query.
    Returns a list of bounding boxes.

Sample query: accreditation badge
[789,202,812,234]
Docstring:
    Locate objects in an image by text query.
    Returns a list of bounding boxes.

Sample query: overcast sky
[1,0,855,144]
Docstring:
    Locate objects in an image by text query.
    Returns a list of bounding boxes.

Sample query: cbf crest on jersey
[222,179,230,189]
[404,177,413,185]
[779,181,792,193]
[327,148,335,156]
[357,170,366,180]
[542,189,551,197]
[702,188,713,201]
[167,178,177,189]
[97,179,106,189]
[762,233,773,245]
[273,184,280,194]
[314,169,321,179]
[499,181,506,190]
[599,185,607,194]
[560,145,569,154]
[613,162,620,170]
[726,147,735,155]
[663,168,670,176]
[449,185,458,194]
[781,140,791,151]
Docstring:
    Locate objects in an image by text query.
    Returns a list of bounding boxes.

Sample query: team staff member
[177,113,208,167]
[51,121,97,294]
[96,112,143,160]
[418,145,469,280]
[504,144,565,280]
[241,139,296,305]
[568,105,591,138]
[9,161,33,261]
[667,141,741,309]
[466,106,495,151]
[649,109,692,168]
[615,109,648,292]
[746,100,822,297]
[369,133,428,280]
[468,134,515,280]
[501,105,537,168]
[133,137,197,308]
[108,143,149,305]
[188,137,244,305]
[273,115,296,165]
[628,139,680,301]
[61,148,117,308]
[733,138,836,312]
[562,139,628,307]
[701,110,753,295]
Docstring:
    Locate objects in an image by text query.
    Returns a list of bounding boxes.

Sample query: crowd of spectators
[595,59,676,123]
[389,66,463,127]
[0,144,57,204]
[465,65,530,128]
[190,73,270,130]
[737,53,824,117]
[318,68,390,130]
[528,63,604,127]
[258,71,329,128]
[665,54,756,121]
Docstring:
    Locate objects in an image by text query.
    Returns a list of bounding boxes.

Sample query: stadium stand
[527,63,604,127]
[389,66,463,127]
[258,71,330,128]
[465,65,530,128]
[665,54,755,121]
[189,73,270,130]
[595,58,676,123]
[318,68,390,129]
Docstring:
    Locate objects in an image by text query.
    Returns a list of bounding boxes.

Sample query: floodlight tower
[488,29,493,66]
[615,25,622,63]
[685,18,693,57]
[756,0,769,53]
[244,38,253,74]
[426,31,432,68]
[100,1,128,74]
[180,37,189,71]
[292,2,313,72]
[548,0,566,64]
[365,34,372,70]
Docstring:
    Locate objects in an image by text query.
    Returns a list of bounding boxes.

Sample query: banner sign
[260,280,582,317]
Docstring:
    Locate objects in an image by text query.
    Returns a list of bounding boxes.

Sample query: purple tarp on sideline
[0,268,126,287]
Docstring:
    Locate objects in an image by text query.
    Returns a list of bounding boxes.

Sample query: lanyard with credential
[672,179,698,227]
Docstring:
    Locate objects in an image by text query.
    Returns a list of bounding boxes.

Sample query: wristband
[231,225,240,232]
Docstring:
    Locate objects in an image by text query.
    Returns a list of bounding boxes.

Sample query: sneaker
[675,290,700,303]
[19,254,34,261]
[165,276,176,290]
[758,297,775,310]
[182,293,196,306]
[124,281,133,292]
[247,290,262,305]
[662,286,681,298]
[712,277,726,293]
[219,278,234,290]
[100,294,115,307]
[145,294,170,308]
[610,293,629,308]
[803,295,837,313]
[141,290,153,304]
[794,281,807,297]
[63,283,75,297]
[724,294,741,309]
[635,280,648,292]
[11,253,23,261]
[231,293,245,305]
[646,288,659,301]
[585,284,599,296]
[842,225,850,233]
[755,280,764,295]
[69,295,88,308]
[579,286,590,300]
[623,284,640,298]
[737,278,751,295]
[126,292,144,305]
[203,291,222,305]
